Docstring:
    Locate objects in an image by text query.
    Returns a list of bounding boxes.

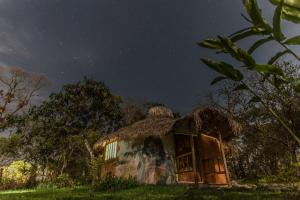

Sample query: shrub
[36,182,59,189]
[36,174,75,189]
[0,160,32,189]
[93,173,139,192]
[259,163,300,185]
[54,174,75,188]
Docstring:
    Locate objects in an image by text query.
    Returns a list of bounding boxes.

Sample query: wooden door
[174,134,202,183]
[200,134,228,185]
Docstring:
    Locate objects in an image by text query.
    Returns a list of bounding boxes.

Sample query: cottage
[94,106,241,186]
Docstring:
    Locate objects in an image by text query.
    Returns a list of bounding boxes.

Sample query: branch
[241,80,300,145]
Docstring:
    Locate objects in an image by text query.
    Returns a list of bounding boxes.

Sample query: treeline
[0,76,166,189]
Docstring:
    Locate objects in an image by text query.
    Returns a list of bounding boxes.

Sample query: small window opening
[105,141,118,160]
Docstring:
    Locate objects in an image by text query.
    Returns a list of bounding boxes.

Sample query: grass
[0,185,299,200]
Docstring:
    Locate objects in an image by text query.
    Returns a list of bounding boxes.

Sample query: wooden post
[218,132,231,187]
[190,135,198,187]
[197,134,206,184]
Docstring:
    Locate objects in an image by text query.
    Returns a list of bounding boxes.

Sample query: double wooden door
[174,133,228,185]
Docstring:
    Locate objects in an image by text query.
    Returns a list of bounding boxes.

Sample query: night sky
[0,0,296,113]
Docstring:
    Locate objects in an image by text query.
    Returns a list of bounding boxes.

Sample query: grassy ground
[0,185,299,200]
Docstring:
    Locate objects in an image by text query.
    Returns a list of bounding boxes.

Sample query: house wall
[100,134,177,184]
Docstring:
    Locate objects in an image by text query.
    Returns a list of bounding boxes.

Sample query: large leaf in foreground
[218,36,256,67]
[269,0,300,24]
[254,64,284,76]
[201,59,243,81]
[285,35,300,45]
[273,0,286,41]
[210,76,227,85]
[268,50,290,64]
[243,0,272,32]
[198,39,223,50]
[248,37,273,54]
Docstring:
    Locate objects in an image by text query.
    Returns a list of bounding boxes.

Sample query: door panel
[174,134,202,183]
[201,134,228,185]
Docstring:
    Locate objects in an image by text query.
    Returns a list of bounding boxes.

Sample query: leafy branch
[199,0,300,144]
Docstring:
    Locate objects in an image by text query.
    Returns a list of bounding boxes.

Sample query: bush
[36,174,75,189]
[36,182,59,189]
[93,173,139,192]
[54,174,75,188]
[0,160,32,189]
[259,163,300,184]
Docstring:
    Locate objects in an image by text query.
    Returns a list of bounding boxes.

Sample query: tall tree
[20,78,123,182]
[0,66,48,129]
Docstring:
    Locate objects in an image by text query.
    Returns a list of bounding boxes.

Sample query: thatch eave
[94,116,176,150]
[173,107,242,140]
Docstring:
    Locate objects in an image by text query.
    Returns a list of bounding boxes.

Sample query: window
[104,141,118,160]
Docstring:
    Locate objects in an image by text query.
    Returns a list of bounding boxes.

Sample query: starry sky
[0,0,297,113]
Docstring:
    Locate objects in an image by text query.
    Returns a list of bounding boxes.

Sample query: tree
[202,62,300,179]
[0,135,21,166]
[20,78,123,183]
[0,66,49,129]
[199,0,300,145]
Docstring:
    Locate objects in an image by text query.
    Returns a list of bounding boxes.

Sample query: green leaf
[234,84,249,91]
[254,64,284,76]
[210,76,227,85]
[248,37,274,54]
[268,50,290,64]
[198,39,223,50]
[201,58,244,81]
[237,48,257,67]
[273,0,286,41]
[230,29,258,42]
[269,0,300,24]
[218,36,256,67]
[229,27,251,38]
[273,75,286,88]
[243,0,272,33]
[248,96,261,104]
[284,35,300,45]
[293,79,300,92]
[283,11,300,24]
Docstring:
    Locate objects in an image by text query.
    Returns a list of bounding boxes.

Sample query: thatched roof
[173,107,242,140]
[94,106,176,150]
[94,107,241,150]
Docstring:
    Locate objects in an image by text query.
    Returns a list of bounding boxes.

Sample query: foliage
[0,161,32,189]
[93,173,139,192]
[53,174,75,188]
[269,0,300,24]
[199,0,300,144]
[0,134,22,159]
[259,163,300,184]
[17,78,123,184]
[201,63,300,180]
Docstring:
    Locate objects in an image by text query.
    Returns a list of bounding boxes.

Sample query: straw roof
[94,106,241,149]
[94,106,176,150]
[173,107,242,140]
